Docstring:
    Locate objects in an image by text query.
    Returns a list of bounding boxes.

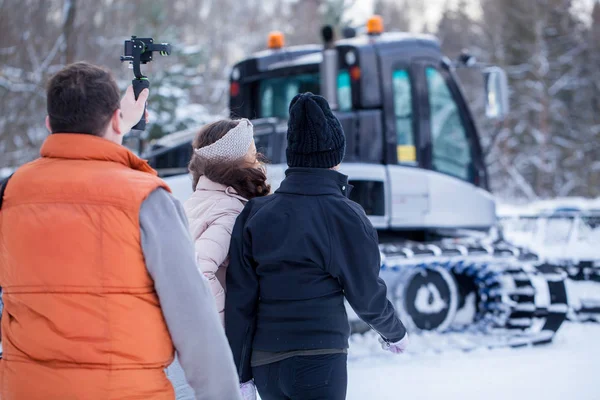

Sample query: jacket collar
[276,168,352,197]
[195,175,248,202]
[40,133,158,175]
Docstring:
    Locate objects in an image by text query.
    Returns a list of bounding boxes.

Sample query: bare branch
[37,35,65,75]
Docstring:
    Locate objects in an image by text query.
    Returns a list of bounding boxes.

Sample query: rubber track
[375,242,569,349]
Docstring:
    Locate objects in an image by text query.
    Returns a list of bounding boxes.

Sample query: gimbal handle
[131,78,149,131]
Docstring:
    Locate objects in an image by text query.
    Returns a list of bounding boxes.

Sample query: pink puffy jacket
[184,176,247,326]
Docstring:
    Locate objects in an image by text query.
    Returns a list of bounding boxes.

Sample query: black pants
[253,353,348,400]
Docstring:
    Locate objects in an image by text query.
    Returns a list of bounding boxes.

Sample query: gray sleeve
[140,188,242,400]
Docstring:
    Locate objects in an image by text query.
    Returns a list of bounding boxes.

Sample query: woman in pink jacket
[185,118,270,328]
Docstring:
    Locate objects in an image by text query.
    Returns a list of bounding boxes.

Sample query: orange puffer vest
[0,134,175,400]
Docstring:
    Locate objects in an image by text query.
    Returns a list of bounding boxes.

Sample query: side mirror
[483,67,509,120]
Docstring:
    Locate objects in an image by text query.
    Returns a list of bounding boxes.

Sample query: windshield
[258,71,352,118]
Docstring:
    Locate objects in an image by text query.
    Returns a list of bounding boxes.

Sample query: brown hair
[188,119,271,199]
[46,62,120,136]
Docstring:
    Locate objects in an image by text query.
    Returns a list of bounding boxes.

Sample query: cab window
[259,71,352,118]
[392,69,416,164]
[426,67,473,181]
[259,73,320,119]
[337,70,352,112]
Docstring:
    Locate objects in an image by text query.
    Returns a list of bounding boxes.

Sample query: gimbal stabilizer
[120,36,171,130]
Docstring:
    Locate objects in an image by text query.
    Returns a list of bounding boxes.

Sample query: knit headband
[194,119,254,162]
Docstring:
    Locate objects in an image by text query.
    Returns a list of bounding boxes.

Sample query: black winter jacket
[224,168,406,382]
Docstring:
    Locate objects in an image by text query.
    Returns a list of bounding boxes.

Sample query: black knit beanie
[286,93,346,168]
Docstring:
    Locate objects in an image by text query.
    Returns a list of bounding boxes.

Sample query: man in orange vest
[0,62,242,400]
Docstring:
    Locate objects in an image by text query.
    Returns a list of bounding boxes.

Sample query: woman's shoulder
[186,186,238,205]
[185,193,245,238]
[189,191,245,218]
[215,193,247,214]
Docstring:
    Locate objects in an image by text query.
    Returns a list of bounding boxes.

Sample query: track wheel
[393,265,459,332]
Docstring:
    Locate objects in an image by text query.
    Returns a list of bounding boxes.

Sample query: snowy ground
[345,322,600,400]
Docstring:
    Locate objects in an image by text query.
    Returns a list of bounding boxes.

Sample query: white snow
[497,197,600,217]
[346,323,600,400]
[497,197,600,264]
[567,280,600,319]
[0,167,16,179]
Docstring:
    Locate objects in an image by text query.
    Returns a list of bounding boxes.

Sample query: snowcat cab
[228,19,500,236]
[152,16,570,348]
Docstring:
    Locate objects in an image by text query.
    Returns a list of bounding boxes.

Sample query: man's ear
[45,116,52,133]
[111,109,123,136]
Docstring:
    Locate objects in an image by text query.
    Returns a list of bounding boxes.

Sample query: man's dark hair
[46,62,120,136]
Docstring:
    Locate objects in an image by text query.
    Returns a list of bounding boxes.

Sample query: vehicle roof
[234,31,441,72]
[337,31,440,49]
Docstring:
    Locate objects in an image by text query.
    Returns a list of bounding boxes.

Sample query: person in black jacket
[225,92,408,400]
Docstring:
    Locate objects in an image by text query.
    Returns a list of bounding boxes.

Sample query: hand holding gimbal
[120,36,171,130]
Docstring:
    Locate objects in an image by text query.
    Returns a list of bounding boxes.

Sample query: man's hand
[120,85,149,132]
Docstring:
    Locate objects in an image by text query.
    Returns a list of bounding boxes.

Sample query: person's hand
[240,380,257,400]
[379,332,409,354]
[120,85,149,132]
